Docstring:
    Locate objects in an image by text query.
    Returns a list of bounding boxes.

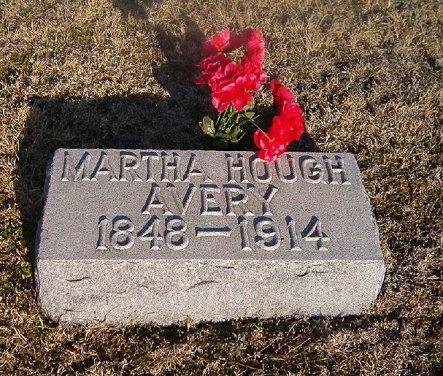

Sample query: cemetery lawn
[0,0,441,374]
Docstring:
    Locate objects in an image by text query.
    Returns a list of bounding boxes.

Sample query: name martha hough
[36,149,385,325]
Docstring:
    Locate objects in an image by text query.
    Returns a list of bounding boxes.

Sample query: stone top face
[37,149,382,261]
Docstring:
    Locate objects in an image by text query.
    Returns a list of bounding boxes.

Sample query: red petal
[243,29,265,66]
[254,130,267,148]
[202,30,232,56]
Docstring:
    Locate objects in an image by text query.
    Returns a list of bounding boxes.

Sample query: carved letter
[142,184,173,215]
[167,183,197,215]
[226,153,250,183]
[224,184,254,216]
[61,151,91,181]
[254,216,281,251]
[91,151,118,181]
[275,154,297,183]
[138,215,163,251]
[323,155,351,185]
[300,155,325,184]
[238,216,252,251]
[247,184,279,216]
[250,156,272,183]
[301,216,330,251]
[161,152,182,182]
[183,153,213,182]
[200,185,223,216]
[140,151,159,182]
[165,216,189,251]
[119,151,142,182]
[110,216,135,250]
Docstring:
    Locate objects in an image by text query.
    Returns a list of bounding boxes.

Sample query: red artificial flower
[270,79,304,143]
[212,86,254,112]
[195,28,267,112]
[242,29,265,66]
[238,58,268,90]
[207,59,267,111]
[276,104,304,142]
[194,53,232,86]
[254,80,304,161]
[270,78,294,112]
[254,130,289,161]
[201,30,241,57]
[201,29,265,66]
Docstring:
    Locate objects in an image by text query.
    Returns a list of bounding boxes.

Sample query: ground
[0,0,442,374]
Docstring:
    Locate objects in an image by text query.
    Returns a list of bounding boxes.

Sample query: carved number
[239,216,281,251]
[97,215,329,252]
[286,217,302,251]
[238,216,252,251]
[254,217,281,251]
[96,216,109,251]
[96,215,189,251]
[238,215,329,252]
[165,216,189,250]
[301,216,330,251]
[110,217,135,250]
[137,215,163,250]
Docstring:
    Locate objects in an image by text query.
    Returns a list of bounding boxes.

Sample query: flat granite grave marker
[36,149,385,325]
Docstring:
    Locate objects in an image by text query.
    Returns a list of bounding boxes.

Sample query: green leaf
[199,116,215,137]
[245,111,255,119]
[243,102,254,111]
[226,125,245,143]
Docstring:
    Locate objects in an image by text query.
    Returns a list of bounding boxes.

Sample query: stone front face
[35,149,385,325]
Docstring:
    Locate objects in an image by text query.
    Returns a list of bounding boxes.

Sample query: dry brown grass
[0,0,442,374]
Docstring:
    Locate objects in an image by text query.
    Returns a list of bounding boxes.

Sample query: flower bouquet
[195,29,304,161]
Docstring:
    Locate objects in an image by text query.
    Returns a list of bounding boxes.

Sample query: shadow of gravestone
[14,18,318,270]
[14,20,208,266]
[111,0,158,21]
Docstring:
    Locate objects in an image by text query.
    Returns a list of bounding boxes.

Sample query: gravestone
[36,149,385,325]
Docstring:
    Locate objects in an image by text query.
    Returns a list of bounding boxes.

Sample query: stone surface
[36,149,385,325]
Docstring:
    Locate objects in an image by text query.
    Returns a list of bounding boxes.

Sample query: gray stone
[36,149,385,325]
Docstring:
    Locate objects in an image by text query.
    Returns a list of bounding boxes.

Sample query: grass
[0,0,442,374]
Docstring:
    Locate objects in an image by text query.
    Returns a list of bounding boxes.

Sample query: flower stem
[250,120,271,141]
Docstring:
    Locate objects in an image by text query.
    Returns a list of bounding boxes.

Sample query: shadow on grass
[15,18,206,263]
[15,17,318,266]
[111,0,158,21]
[14,20,319,342]
[118,315,377,374]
